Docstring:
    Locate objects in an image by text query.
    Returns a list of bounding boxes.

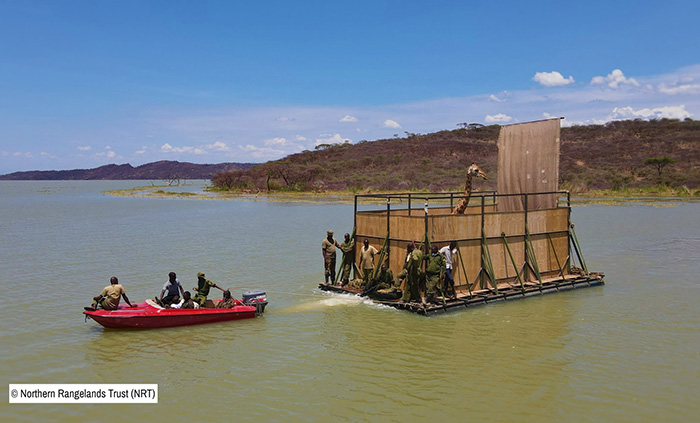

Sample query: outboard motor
[242,290,268,315]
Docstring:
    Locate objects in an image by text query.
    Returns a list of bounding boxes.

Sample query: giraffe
[452,163,488,215]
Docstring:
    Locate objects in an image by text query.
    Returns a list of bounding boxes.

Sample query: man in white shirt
[160,272,185,306]
[439,241,458,298]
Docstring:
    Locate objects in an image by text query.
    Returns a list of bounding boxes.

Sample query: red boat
[84,291,268,329]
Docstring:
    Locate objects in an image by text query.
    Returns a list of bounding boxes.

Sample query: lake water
[1,181,698,422]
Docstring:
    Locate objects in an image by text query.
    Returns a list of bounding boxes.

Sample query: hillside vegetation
[212,119,700,195]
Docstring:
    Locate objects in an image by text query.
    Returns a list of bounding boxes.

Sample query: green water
[1,181,698,422]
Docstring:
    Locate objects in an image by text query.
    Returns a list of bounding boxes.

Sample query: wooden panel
[484,211,525,239]
[451,240,481,287]
[429,214,481,242]
[390,216,425,242]
[357,206,571,284]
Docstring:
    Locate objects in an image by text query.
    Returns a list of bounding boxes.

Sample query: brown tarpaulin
[496,118,560,211]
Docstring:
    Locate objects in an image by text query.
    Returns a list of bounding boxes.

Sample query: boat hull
[84,301,258,329]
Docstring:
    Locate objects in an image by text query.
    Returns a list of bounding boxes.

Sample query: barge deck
[319,273,604,316]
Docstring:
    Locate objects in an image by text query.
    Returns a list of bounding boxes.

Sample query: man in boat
[180,291,197,309]
[338,232,355,286]
[216,290,236,309]
[425,245,446,304]
[159,271,185,306]
[85,276,136,311]
[168,291,198,309]
[359,239,380,286]
[439,241,458,299]
[399,243,423,304]
[193,272,224,307]
[321,230,341,284]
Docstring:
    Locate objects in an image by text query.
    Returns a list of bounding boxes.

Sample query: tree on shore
[644,156,676,177]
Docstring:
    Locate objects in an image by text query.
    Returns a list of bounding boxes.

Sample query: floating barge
[319,118,605,315]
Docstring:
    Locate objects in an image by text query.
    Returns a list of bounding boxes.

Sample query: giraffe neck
[464,173,473,198]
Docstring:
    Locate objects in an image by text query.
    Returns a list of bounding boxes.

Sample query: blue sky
[1,0,699,173]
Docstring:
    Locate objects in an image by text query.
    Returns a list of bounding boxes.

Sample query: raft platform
[325,119,606,317]
[318,273,604,316]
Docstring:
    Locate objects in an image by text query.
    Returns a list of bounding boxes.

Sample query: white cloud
[77,146,91,151]
[658,83,700,95]
[160,143,194,154]
[275,116,294,122]
[610,105,691,120]
[295,135,308,142]
[94,150,118,159]
[238,144,285,159]
[382,119,402,129]
[485,113,513,123]
[591,69,639,89]
[160,142,222,155]
[264,137,288,146]
[315,133,350,146]
[489,94,506,102]
[339,114,358,122]
[135,146,147,155]
[533,71,575,87]
[205,141,230,151]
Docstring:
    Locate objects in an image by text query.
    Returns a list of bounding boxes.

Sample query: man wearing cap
[322,230,341,284]
[193,272,224,307]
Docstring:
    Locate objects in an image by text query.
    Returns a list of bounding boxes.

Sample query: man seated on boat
[169,291,199,309]
[85,276,136,311]
[216,290,236,309]
[159,272,185,306]
[193,272,224,307]
[363,264,402,299]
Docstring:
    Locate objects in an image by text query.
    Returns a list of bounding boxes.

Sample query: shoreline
[102,184,700,205]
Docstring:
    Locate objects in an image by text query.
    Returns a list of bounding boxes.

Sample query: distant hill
[0,160,255,181]
[210,118,700,193]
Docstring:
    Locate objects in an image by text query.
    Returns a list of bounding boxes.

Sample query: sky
[1,0,699,174]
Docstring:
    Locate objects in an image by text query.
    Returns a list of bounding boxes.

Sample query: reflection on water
[1,181,698,422]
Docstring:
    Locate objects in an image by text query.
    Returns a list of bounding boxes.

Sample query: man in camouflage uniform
[366,263,403,299]
[216,290,236,309]
[338,233,355,286]
[400,243,424,303]
[193,272,223,307]
[425,245,446,303]
[364,263,393,293]
[322,230,341,284]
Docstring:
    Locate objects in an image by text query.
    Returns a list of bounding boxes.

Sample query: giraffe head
[467,163,488,180]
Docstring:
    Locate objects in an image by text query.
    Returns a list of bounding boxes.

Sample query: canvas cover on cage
[497,118,560,211]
